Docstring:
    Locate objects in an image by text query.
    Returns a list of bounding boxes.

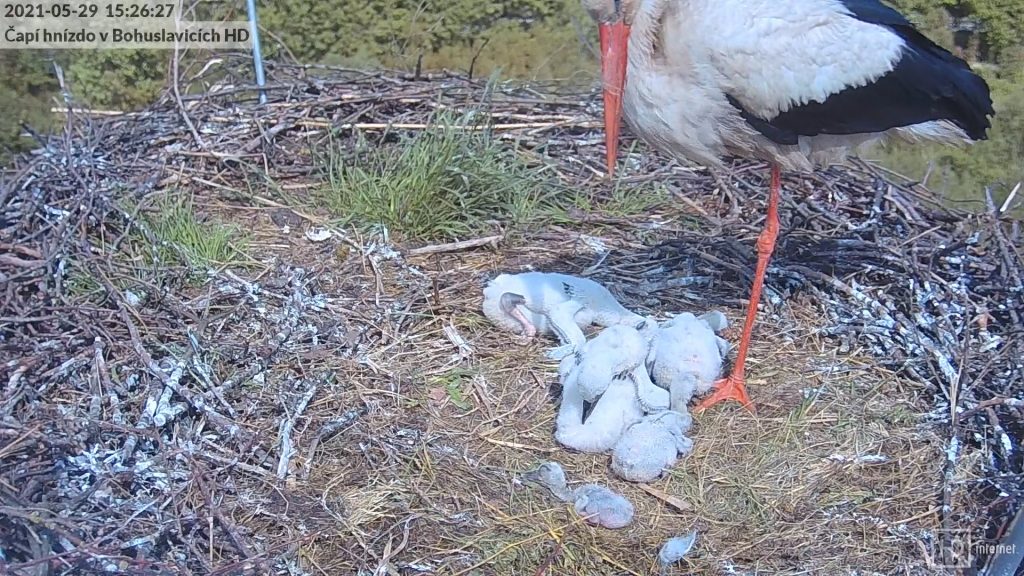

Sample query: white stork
[580,0,995,414]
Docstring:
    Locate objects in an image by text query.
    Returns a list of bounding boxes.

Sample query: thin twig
[406,235,502,256]
[276,382,318,480]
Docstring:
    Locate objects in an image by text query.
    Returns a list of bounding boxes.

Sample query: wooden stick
[276,383,318,480]
[998,182,1021,215]
[50,106,127,116]
[959,396,1024,420]
[406,235,501,256]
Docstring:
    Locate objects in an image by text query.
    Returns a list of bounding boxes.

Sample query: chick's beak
[599,21,630,177]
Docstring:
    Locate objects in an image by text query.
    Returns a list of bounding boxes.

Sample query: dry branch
[276,382,318,480]
[406,235,502,256]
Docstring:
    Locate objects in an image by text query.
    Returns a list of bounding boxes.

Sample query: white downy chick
[648,311,730,413]
[522,461,634,529]
[572,484,635,529]
[481,272,646,356]
[563,324,649,402]
[555,325,668,453]
[556,373,645,453]
[611,410,694,482]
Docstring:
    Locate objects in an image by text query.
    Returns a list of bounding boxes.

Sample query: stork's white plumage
[581,0,995,413]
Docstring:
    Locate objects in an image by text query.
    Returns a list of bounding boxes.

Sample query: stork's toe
[693,373,755,414]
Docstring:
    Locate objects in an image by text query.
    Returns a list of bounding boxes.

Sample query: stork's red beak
[599,21,630,177]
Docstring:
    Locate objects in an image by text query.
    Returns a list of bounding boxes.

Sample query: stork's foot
[693,373,755,414]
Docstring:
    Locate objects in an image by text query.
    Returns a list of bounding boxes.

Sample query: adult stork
[580,0,995,414]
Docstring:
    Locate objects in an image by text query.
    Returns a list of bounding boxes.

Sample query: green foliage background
[2,0,1021,203]
[256,0,594,79]
[861,0,1024,201]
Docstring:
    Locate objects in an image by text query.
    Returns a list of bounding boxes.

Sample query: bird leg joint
[755,219,779,256]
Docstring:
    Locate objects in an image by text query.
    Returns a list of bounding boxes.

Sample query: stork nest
[1,59,1021,575]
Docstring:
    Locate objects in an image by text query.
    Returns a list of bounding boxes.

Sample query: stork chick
[481,271,646,357]
[562,323,663,405]
[556,325,669,453]
[648,311,730,414]
[523,461,635,529]
[611,409,694,482]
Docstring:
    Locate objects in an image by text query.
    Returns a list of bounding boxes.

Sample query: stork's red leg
[694,164,782,414]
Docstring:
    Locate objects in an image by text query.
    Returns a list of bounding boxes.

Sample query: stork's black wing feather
[837,0,911,27]
[729,0,994,145]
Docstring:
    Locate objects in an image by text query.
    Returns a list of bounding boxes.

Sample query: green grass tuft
[430,367,476,411]
[146,194,244,270]
[317,112,564,241]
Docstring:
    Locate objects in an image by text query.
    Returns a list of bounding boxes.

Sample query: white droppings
[946,436,960,464]
[578,234,608,254]
[829,454,890,464]
[1000,433,1013,456]
[305,227,332,242]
